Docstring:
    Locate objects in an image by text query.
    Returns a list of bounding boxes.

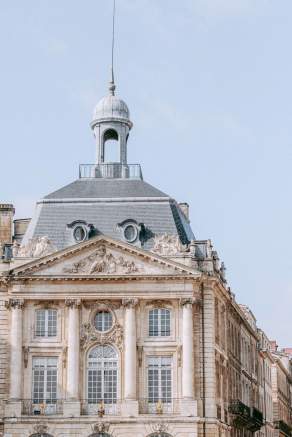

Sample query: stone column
[64,298,81,417]
[121,298,139,417]
[5,299,24,417]
[180,297,197,416]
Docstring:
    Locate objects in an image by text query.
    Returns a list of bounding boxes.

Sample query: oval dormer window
[124,224,138,243]
[73,225,87,242]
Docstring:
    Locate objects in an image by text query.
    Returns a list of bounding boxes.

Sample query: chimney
[0,204,15,245]
[179,202,189,220]
[270,340,278,352]
[14,218,31,244]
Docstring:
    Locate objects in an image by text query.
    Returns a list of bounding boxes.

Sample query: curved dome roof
[93,94,130,123]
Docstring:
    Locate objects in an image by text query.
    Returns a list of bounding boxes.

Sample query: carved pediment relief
[10,236,195,278]
[63,244,142,275]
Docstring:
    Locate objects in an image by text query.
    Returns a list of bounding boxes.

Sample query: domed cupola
[91,73,133,167]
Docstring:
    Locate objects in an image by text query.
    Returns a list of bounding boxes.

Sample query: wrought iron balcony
[274,420,292,437]
[22,399,63,416]
[81,399,121,416]
[79,163,143,180]
[139,398,180,415]
[229,400,263,432]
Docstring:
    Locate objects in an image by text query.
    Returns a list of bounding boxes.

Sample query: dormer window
[117,219,145,245]
[73,225,87,242]
[67,220,96,244]
[124,224,138,243]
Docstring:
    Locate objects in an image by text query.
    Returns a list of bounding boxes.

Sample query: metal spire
[109,0,116,96]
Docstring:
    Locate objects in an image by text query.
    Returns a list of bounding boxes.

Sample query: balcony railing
[81,399,121,416]
[79,163,143,180]
[229,400,263,432]
[22,399,63,416]
[139,398,180,415]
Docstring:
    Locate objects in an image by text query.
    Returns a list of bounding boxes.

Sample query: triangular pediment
[10,236,196,278]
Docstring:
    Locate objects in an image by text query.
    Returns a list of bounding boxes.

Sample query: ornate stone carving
[65,298,81,308]
[146,299,172,308]
[151,421,169,433]
[180,297,196,307]
[62,346,67,368]
[34,423,48,433]
[177,345,182,367]
[23,346,29,368]
[92,421,110,433]
[17,236,57,258]
[82,299,121,310]
[81,321,123,351]
[63,245,142,275]
[151,234,187,256]
[122,298,138,308]
[5,298,24,309]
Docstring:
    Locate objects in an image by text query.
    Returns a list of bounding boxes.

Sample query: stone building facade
[0,76,291,437]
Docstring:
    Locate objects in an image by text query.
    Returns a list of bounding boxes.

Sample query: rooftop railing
[79,163,143,180]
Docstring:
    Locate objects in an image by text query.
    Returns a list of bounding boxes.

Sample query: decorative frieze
[33,423,48,433]
[122,298,139,308]
[5,298,24,309]
[65,298,81,308]
[63,245,143,275]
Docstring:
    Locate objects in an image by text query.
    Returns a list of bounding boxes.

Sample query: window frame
[85,344,120,415]
[31,356,59,414]
[148,307,171,338]
[146,355,173,412]
[34,308,58,339]
[94,310,114,333]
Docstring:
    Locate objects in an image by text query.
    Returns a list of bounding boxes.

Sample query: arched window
[103,129,120,163]
[87,345,118,414]
[149,308,171,337]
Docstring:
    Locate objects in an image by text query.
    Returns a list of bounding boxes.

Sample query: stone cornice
[5,274,200,283]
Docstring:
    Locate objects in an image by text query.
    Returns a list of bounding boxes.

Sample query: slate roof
[44,179,168,200]
[23,178,195,251]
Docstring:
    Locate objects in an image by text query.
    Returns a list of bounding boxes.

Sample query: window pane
[94,311,113,332]
[32,357,57,404]
[147,356,172,404]
[47,309,57,337]
[149,308,170,337]
[35,310,46,337]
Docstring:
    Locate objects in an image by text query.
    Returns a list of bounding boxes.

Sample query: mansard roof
[44,178,168,200]
[23,178,194,251]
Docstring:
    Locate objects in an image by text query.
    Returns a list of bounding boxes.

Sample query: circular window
[124,224,138,243]
[94,310,113,332]
[73,225,87,242]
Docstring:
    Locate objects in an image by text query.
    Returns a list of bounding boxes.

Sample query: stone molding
[5,298,24,309]
[180,297,201,308]
[65,298,81,308]
[150,421,169,433]
[122,298,139,308]
[145,299,172,308]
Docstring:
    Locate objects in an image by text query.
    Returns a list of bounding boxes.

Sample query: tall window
[87,345,118,405]
[32,357,57,404]
[35,309,57,337]
[149,308,171,337]
[147,356,172,405]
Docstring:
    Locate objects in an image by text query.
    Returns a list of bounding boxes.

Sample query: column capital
[122,298,139,309]
[5,298,24,310]
[180,297,196,308]
[65,298,81,308]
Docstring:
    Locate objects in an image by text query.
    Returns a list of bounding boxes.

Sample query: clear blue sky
[1,1,291,346]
